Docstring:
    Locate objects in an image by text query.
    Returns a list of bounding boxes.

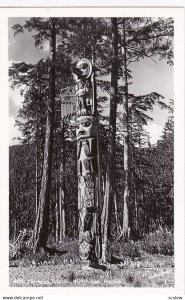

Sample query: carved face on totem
[75,58,92,79]
[75,81,90,96]
[76,116,97,140]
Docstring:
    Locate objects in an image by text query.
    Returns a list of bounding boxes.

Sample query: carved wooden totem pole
[73,59,101,265]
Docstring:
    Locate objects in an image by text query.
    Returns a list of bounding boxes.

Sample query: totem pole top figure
[73,58,93,81]
[73,58,94,117]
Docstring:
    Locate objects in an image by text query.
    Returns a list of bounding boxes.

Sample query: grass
[9,229,174,287]
[9,253,174,287]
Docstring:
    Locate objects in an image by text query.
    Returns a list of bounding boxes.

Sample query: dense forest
[9,17,174,263]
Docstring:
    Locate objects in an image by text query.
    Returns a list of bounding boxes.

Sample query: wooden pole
[74,58,101,266]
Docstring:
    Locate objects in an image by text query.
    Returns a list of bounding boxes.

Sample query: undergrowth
[111,227,174,259]
[9,228,174,268]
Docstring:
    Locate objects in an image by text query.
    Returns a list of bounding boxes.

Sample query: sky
[8,17,174,146]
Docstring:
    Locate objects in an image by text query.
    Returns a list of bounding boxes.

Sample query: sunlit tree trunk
[59,121,66,241]
[101,18,118,262]
[121,19,129,238]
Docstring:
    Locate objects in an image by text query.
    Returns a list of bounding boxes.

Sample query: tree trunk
[58,120,66,240]
[114,194,122,237]
[101,18,118,262]
[55,177,59,244]
[35,127,39,215]
[121,19,129,238]
[13,218,17,242]
[59,168,66,240]
[32,18,56,252]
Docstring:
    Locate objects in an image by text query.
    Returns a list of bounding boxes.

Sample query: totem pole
[73,59,101,265]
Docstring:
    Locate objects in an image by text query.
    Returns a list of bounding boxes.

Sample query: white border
[0,0,184,7]
[0,6,184,300]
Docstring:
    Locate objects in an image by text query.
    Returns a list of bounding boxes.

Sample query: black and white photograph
[0,3,183,297]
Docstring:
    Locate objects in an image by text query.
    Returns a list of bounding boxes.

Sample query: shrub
[117,240,143,259]
[68,272,75,282]
[113,227,174,258]
[142,228,174,255]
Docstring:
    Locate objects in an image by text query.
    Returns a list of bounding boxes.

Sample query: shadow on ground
[44,246,67,256]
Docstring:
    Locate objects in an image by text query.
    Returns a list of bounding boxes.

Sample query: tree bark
[114,194,122,237]
[35,120,39,215]
[57,120,66,241]
[32,18,56,252]
[55,176,59,244]
[121,19,129,238]
[101,18,118,262]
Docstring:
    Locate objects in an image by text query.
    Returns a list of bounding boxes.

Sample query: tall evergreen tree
[118,17,173,238]
[11,17,72,251]
[101,18,119,262]
[31,18,57,251]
